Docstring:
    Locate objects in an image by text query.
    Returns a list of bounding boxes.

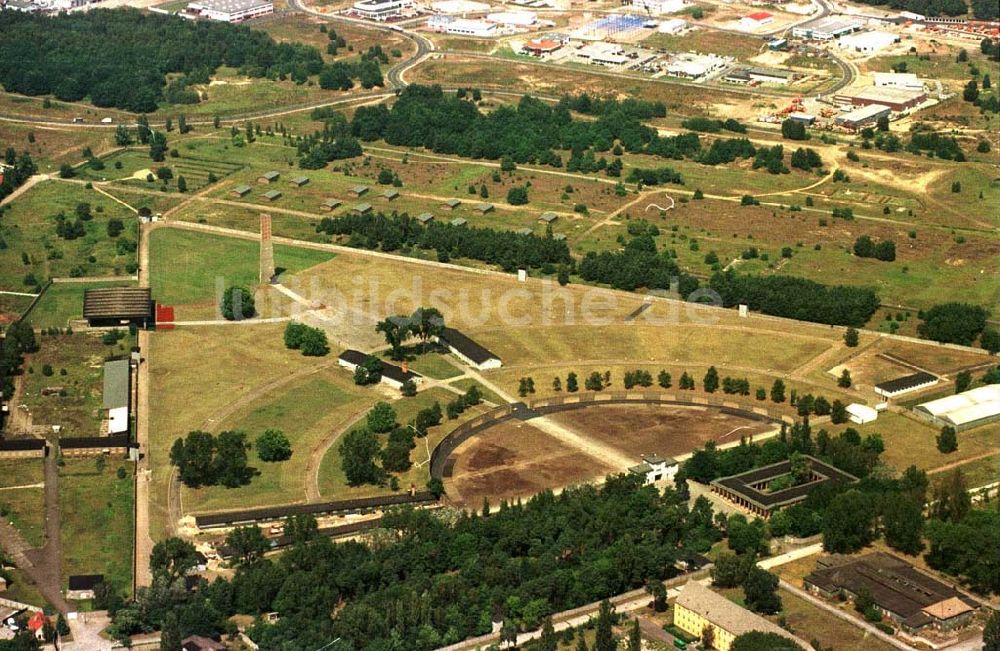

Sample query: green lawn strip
[0,180,139,291]
[0,458,44,538]
[59,458,134,595]
[148,228,334,304]
[316,387,484,498]
[399,351,464,380]
[856,413,1000,473]
[22,333,124,437]
[183,372,373,514]
[931,453,1000,490]
[26,280,135,330]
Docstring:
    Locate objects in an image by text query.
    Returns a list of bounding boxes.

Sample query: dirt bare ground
[446,420,616,508]
[548,404,775,459]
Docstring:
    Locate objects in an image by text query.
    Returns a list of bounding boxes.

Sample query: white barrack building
[916,384,1000,432]
[872,72,925,90]
[791,16,862,40]
[185,0,273,22]
[628,0,688,15]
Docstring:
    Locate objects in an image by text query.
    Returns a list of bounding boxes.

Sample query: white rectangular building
[352,0,413,20]
[837,30,898,54]
[629,454,679,484]
[791,16,862,40]
[185,0,273,22]
[430,16,497,36]
[846,403,878,425]
[872,72,924,90]
[657,17,686,33]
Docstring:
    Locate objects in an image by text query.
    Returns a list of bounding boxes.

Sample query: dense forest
[315,211,572,270]
[350,85,758,170]
[0,10,323,111]
[852,0,998,18]
[109,476,721,649]
[710,269,880,327]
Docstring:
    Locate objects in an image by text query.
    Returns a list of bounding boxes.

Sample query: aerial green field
[183,371,373,514]
[147,323,331,539]
[856,412,1000,475]
[147,227,334,305]
[59,458,134,596]
[0,180,139,291]
[0,460,46,548]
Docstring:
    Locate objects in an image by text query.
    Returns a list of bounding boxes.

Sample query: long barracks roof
[440,328,500,365]
[195,491,437,528]
[0,438,46,451]
[338,349,421,384]
[60,435,129,449]
[83,287,152,320]
[874,371,937,395]
[103,359,130,410]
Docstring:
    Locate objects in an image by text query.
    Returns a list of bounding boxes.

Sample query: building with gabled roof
[349,185,369,197]
[230,184,252,197]
[258,170,280,183]
[474,202,495,214]
[322,198,342,211]
[437,327,502,370]
[915,384,1000,431]
[804,553,979,633]
[83,287,153,328]
[337,349,423,390]
[873,371,937,399]
[262,189,282,201]
[289,175,309,187]
[417,212,434,224]
[673,581,808,651]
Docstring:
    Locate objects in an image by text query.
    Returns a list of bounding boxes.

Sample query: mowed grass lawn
[147,324,334,540]
[59,458,134,595]
[148,228,334,305]
[317,387,486,499]
[0,460,46,548]
[857,412,1000,474]
[184,371,373,514]
[776,589,898,651]
[27,280,135,330]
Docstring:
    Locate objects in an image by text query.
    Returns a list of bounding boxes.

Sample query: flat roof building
[382,189,399,200]
[351,203,373,215]
[872,72,924,90]
[83,287,153,328]
[352,0,412,21]
[915,384,1000,431]
[711,456,858,518]
[262,189,282,201]
[629,454,678,485]
[185,0,273,22]
[847,86,926,111]
[835,103,891,130]
[349,185,369,197]
[665,52,729,80]
[837,30,898,54]
[103,359,131,436]
[417,212,434,224]
[873,371,937,398]
[539,212,558,223]
[804,553,978,634]
[474,202,495,214]
[791,16,862,40]
[674,581,809,651]
[437,327,502,370]
[657,17,687,33]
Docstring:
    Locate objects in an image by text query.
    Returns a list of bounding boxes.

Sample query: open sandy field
[547,404,776,460]
[445,419,615,507]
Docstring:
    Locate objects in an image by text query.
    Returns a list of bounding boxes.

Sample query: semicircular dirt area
[445,404,777,508]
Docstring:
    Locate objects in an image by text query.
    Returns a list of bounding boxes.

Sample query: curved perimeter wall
[429,391,792,481]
